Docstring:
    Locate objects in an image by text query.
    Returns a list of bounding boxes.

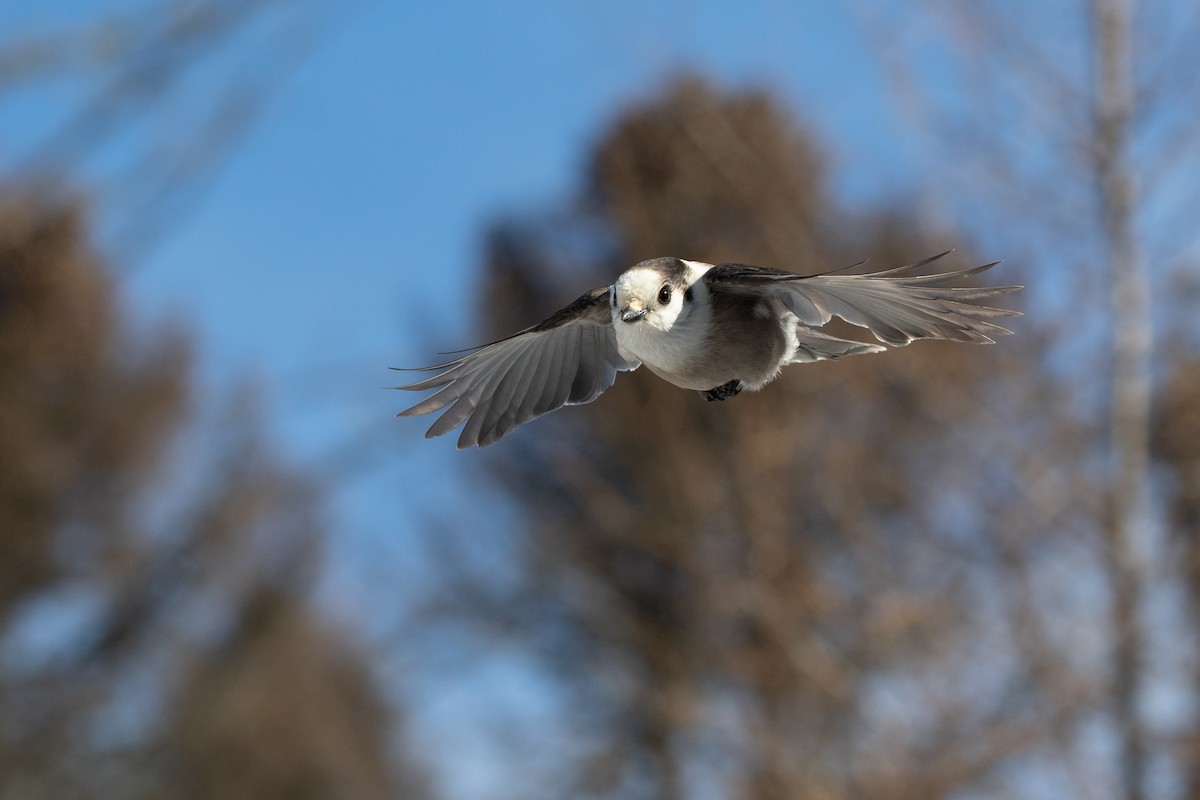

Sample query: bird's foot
[700,380,742,402]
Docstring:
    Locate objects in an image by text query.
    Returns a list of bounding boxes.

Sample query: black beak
[620,308,647,323]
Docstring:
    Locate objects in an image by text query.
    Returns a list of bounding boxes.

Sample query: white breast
[614,308,707,374]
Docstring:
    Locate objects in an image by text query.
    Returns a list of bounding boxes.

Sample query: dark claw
[700,380,743,402]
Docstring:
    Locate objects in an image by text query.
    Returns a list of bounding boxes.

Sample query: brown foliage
[0,194,426,800]
[1155,359,1200,797]
[166,590,411,800]
[589,77,830,265]
[0,195,189,615]
[452,79,1078,800]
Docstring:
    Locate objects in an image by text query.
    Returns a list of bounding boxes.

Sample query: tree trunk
[1093,1,1151,798]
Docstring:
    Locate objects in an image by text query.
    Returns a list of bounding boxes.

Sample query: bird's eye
[658,285,672,305]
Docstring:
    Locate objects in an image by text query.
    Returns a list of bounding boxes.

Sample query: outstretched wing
[704,252,1021,347]
[392,287,639,449]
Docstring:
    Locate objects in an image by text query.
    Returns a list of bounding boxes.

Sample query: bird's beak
[620,306,647,323]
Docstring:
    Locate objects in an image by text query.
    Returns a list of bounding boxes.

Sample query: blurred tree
[0,4,435,796]
[0,192,430,799]
[855,2,1200,798]
[431,78,1116,800]
[0,0,324,262]
[1153,358,1200,798]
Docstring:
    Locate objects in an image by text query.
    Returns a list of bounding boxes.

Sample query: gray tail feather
[789,328,887,363]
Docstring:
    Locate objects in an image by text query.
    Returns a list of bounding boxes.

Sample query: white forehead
[614,260,713,299]
[614,267,667,298]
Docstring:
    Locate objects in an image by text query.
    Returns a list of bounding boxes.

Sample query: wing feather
[535,332,570,415]
[392,287,639,448]
[569,326,606,404]
[466,338,539,448]
[705,256,1020,348]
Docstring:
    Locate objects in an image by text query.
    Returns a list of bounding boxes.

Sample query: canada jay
[393,252,1020,448]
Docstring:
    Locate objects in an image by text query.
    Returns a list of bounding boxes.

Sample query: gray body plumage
[631,281,787,391]
[393,252,1020,448]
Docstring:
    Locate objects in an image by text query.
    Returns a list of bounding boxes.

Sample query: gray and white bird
[393,252,1020,448]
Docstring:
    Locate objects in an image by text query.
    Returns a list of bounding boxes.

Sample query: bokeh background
[3,1,1200,799]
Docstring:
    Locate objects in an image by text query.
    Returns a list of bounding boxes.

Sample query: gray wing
[704,251,1021,347]
[392,286,640,449]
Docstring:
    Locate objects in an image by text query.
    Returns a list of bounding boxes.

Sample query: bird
[392,251,1020,449]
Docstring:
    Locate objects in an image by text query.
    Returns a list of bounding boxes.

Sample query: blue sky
[0,0,924,602]
[9,5,1200,797]
[0,2,941,795]
[120,1,907,382]
[1,1,916,451]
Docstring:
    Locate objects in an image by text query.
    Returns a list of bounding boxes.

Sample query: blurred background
[2,1,1199,798]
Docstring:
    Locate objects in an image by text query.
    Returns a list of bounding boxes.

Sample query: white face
[613,268,686,332]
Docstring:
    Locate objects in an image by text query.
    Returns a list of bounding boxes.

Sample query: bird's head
[612,258,696,333]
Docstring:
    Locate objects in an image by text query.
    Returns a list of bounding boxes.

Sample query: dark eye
[657,285,672,305]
